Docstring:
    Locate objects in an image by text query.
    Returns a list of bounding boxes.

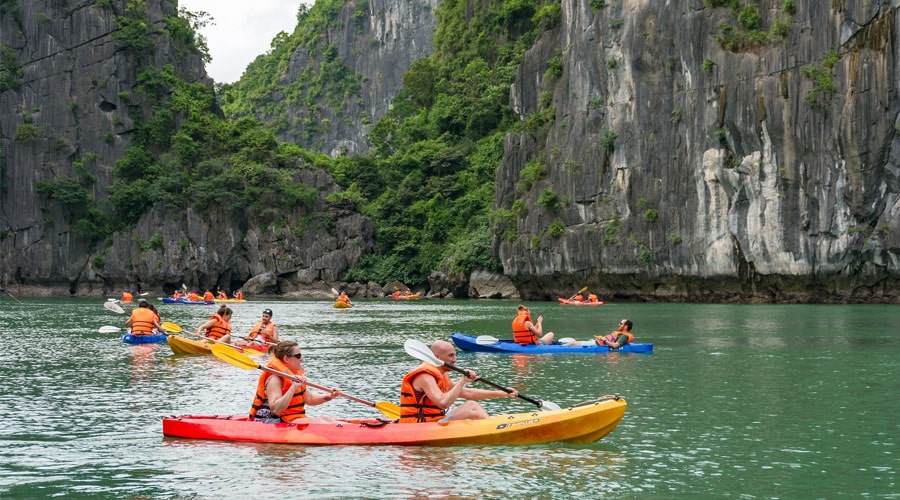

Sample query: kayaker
[121,290,133,303]
[595,319,635,348]
[587,292,599,303]
[249,340,342,423]
[196,305,233,344]
[216,290,227,300]
[125,299,161,336]
[234,290,243,300]
[236,308,279,346]
[203,289,214,301]
[337,291,352,306]
[512,305,554,345]
[172,290,182,300]
[399,340,517,423]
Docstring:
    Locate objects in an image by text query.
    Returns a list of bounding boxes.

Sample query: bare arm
[265,376,303,416]
[413,373,469,410]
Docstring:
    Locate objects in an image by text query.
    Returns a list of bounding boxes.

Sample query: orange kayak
[162,397,626,446]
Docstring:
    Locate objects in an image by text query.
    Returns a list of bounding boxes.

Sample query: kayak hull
[168,335,268,356]
[213,299,246,303]
[392,293,421,300]
[334,300,352,309]
[122,333,168,344]
[162,297,215,305]
[162,397,626,446]
[557,298,606,306]
[451,332,653,354]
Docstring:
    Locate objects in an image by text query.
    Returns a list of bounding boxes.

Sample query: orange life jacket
[122,292,133,303]
[217,291,227,299]
[249,357,307,422]
[129,307,156,336]
[588,294,598,302]
[248,321,276,343]
[203,313,232,341]
[575,294,584,301]
[596,331,635,346]
[512,311,537,345]
[399,363,451,423]
[173,291,181,300]
[235,291,243,300]
[203,291,214,301]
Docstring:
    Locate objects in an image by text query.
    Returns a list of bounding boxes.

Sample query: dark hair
[263,308,273,316]
[273,340,299,361]
[217,305,233,317]
[620,319,633,331]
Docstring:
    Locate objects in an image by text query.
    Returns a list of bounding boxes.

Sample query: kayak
[122,333,168,344]
[168,335,268,356]
[334,300,352,309]
[392,293,421,300]
[213,299,247,303]
[162,297,215,305]
[451,332,653,354]
[162,396,626,446]
[557,298,606,306]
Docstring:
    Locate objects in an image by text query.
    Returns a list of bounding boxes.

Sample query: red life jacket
[399,363,451,423]
[249,356,307,422]
[512,311,537,345]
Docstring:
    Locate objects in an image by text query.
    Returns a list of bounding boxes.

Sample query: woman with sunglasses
[249,341,342,423]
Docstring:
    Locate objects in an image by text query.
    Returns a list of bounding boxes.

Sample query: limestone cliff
[273,0,440,156]
[496,0,900,302]
[0,0,372,296]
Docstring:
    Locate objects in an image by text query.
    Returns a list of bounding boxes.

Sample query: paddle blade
[558,337,576,345]
[375,401,401,420]
[161,321,183,333]
[331,287,339,296]
[475,335,500,345]
[403,339,444,367]
[211,344,260,370]
[104,301,125,314]
[540,400,562,411]
[98,326,121,333]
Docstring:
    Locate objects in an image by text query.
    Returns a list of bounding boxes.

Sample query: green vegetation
[14,123,39,142]
[548,220,565,238]
[701,57,715,73]
[600,130,618,152]
[667,234,683,245]
[0,44,22,92]
[803,50,840,109]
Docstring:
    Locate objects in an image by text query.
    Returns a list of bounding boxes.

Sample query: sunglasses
[290,352,303,360]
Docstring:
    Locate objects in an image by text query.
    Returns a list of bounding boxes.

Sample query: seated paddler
[399,340,516,423]
[250,341,342,423]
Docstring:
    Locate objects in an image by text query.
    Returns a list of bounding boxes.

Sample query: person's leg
[447,401,489,420]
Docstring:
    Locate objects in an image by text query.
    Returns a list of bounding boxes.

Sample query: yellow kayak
[334,300,352,309]
[168,335,268,356]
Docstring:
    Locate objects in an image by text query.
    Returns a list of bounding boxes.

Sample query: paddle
[567,286,588,301]
[476,334,575,345]
[99,326,121,333]
[104,301,125,314]
[475,335,500,345]
[210,344,401,419]
[403,339,561,411]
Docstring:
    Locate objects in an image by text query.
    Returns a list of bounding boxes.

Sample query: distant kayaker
[121,290,133,303]
[234,290,243,300]
[398,340,517,423]
[587,292,599,303]
[512,305,554,345]
[196,305,233,344]
[249,341,342,423]
[595,319,635,348]
[236,308,279,346]
[337,291,352,306]
[216,290,227,300]
[564,318,635,347]
[203,289,214,302]
[125,299,161,336]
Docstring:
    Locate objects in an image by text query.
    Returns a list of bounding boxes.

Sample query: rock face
[0,0,373,296]
[495,0,900,302]
[276,0,440,156]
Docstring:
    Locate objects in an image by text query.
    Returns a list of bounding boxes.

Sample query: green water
[0,298,896,498]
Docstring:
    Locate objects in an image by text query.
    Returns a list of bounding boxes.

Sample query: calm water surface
[0,297,896,498]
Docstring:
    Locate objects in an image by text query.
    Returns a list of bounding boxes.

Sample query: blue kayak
[122,333,168,344]
[161,298,214,305]
[451,332,653,354]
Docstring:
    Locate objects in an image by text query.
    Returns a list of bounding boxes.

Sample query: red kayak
[557,298,606,306]
[162,397,626,446]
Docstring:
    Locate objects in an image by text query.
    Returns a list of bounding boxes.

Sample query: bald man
[398,340,517,423]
